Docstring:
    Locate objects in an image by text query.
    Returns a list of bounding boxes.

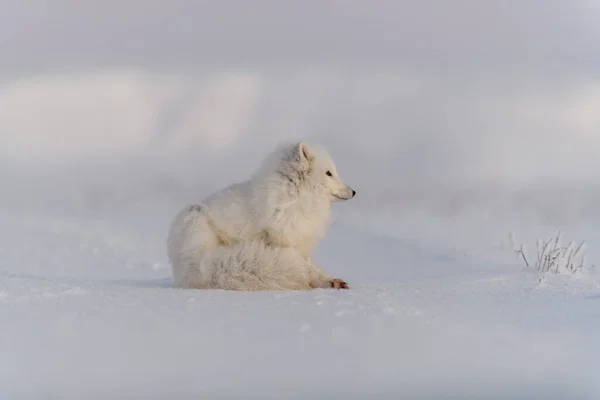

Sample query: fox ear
[295,141,312,163]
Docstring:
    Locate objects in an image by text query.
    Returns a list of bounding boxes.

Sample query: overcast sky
[1,0,599,75]
[2,1,600,198]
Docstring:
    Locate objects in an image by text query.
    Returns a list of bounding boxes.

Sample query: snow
[2,68,600,398]
[1,203,599,399]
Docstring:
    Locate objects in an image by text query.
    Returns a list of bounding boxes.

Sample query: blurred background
[2,0,600,226]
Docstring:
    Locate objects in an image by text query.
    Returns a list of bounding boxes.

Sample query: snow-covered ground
[2,70,600,397]
[2,61,600,400]
[1,197,599,398]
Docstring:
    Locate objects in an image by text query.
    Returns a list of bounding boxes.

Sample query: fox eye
[326,171,332,177]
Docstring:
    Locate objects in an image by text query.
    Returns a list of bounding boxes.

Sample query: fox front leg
[307,263,349,290]
[329,279,349,289]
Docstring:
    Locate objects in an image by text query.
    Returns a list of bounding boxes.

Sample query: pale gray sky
[1,0,599,75]
[2,0,600,202]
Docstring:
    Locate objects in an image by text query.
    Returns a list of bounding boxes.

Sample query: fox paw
[330,279,349,289]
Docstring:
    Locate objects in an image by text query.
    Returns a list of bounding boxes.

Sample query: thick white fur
[167,141,355,290]
[178,240,333,291]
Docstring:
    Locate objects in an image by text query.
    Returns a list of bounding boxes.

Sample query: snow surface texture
[1,203,599,399]
[2,67,600,399]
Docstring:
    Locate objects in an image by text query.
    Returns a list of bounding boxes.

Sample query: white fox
[167,141,355,290]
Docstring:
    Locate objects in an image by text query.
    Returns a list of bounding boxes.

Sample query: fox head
[285,141,356,202]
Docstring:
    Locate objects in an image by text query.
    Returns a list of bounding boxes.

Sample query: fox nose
[352,189,356,197]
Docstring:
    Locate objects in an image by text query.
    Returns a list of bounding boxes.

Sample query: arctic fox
[167,141,355,290]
